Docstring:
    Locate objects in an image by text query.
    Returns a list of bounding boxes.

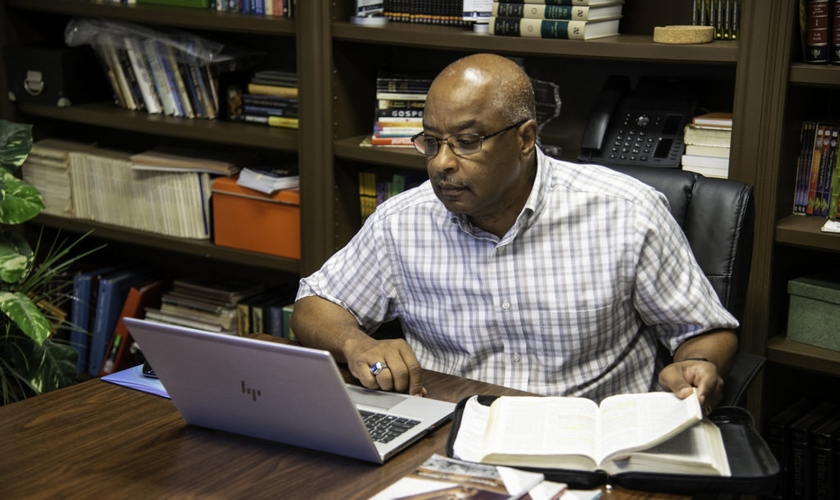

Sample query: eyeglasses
[411,119,528,157]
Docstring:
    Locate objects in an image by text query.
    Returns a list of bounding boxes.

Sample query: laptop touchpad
[346,385,410,411]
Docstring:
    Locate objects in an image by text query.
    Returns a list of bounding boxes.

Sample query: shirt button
[502,301,511,310]
[512,353,522,363]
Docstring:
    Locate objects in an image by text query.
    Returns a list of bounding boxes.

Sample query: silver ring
[370,361,388,376]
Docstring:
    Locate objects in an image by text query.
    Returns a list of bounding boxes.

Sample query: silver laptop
[123,317,455,464]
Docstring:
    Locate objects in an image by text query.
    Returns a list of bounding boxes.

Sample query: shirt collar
[448,147,551,240]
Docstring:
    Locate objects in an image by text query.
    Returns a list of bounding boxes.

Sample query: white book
[685,144,731,158]
[125,37,163,115]
[681,153,730,170]
[452,391,730,477]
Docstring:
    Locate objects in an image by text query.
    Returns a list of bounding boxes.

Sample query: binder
[87,267,151,376]
[69,265,119,373]
[445,395,780,496]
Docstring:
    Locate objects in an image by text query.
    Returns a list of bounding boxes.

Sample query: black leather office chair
[608,165,763,408]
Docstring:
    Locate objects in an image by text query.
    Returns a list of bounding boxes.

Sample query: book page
[451,396,494,462]
[606,419,731,476]
[481,396,600,468]
[598,390,702,464]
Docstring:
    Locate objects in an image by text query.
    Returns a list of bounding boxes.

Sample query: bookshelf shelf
[766,335,840,376]
[789,63,840,86]
[17,103,299,152]
[774,214,840,252]
[332,23,739,63]
[7,0,296,35]
[33,213,301,274]
[334,136,425,170]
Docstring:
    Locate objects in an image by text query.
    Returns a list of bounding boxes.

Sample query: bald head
[429,54,535,125]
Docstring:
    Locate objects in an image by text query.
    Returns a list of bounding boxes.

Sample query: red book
[99,277,170,376]
[806,0,831,64]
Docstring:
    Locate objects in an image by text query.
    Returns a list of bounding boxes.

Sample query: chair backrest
[608,165,755,322]
[608,165,760,408]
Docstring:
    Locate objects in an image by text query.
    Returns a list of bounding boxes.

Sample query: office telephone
[577,75,699,168]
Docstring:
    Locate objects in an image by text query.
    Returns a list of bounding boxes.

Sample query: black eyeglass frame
[410,119,529,157]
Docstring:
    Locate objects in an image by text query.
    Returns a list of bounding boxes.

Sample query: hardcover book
[489,17,620,39]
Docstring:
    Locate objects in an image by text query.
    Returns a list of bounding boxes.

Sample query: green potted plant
[0,119,99,405]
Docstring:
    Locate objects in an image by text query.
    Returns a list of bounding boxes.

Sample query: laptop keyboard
[359,410,421,443]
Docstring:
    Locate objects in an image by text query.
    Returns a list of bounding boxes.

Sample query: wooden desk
[0,369,691,499]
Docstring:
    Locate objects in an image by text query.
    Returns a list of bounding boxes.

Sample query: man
[291,54,738,412]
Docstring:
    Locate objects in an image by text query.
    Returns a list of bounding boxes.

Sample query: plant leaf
[0,120,33,175]
[0,172,44,224]
[0,232,33,284]
[26,339,78,394]
[0,291,51,345]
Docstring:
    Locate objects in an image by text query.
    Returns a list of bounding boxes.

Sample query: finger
[658,364,694,399]
[394,346,424,395]
[373,361,395,391]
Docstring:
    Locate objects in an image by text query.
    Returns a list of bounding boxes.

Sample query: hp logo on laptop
[241,381,261,402]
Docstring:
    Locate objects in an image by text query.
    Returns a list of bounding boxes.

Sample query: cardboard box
[211,176,300,259]
[787,276,840,352]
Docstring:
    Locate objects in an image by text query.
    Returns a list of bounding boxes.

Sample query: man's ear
[519,118,539,155]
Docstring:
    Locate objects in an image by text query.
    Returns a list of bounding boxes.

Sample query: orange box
[211,176,300,259]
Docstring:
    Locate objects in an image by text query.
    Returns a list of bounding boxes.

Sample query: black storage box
[4,45,109,107]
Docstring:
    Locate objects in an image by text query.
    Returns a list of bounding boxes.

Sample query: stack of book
[90,35,252,119]
[145,277,266,335]
[488,1,623,39]
[370,71,432,147]
[358,171,426,220]
[63,17,262,120]
[691,0,741,40]
[46,142,256,239]
[228,69,299,129]
[134,0,296,18]
[793,121,840,217]
[680,112,733,179]
[21,139,95,218]
[382,0,472,26]
[800,0,840,64]
[234,284,297,337]
[130,146,258,176]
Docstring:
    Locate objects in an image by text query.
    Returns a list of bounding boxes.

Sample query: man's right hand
[343,336,426,396]
[290,296,426,396]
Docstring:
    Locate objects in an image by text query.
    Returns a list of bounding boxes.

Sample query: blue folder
[70,266,119,374]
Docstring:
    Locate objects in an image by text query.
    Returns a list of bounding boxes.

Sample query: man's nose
[429,139,458,172]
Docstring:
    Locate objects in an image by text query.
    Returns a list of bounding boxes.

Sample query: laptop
[122,317,455,464]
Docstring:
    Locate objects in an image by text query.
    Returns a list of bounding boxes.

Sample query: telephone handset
[577,75,699,168]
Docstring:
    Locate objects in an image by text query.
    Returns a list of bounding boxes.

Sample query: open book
[452,391,730,477]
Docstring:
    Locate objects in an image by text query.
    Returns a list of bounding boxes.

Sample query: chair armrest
[720,352,766,408]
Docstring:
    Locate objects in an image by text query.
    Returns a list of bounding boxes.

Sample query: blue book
[87,268,150,377]
[70,266,119,373]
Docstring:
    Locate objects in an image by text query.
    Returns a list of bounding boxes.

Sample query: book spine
[247,83,298,98]
[166,46,195,118]
[794,121,818,215]
[833,0,840,63]
[143,39,177,116]
[806,0,831,64]
[242,95,299,109]
[243,104,297,117]
[153,41,184,116]
[492,3,585,19]
[125,37,163,114]
[490,17,588,38]
[816,126,839,216]
[806,123,830,214]
[116,47,146,111]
